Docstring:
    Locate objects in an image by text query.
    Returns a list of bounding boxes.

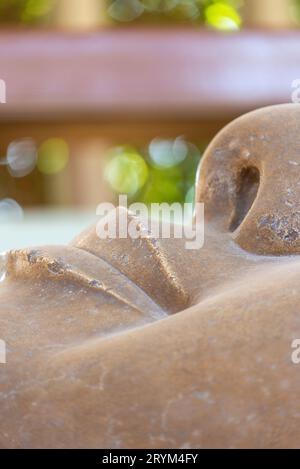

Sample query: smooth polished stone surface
[1,104,300,448]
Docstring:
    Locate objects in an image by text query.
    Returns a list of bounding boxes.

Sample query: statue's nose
[196,104,300,256]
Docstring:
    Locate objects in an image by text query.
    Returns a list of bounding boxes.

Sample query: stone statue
[1,103,300,448]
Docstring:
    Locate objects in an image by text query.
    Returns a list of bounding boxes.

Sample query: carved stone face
[1,104,300,449]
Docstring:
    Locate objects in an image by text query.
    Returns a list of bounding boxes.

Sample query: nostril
[229,166,260,232]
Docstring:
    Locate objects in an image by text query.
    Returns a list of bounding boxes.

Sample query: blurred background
[1,0,300,249]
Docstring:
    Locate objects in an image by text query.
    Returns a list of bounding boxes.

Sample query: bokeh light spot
[108,0,144,22]
[105,139,202,205]
[0,199,24,223]
[205,2,241,31]
[141,0,179,12]
[7,138,37,178]
[149,137,188,168]
[37,138,69,175]
[105,148,149,195]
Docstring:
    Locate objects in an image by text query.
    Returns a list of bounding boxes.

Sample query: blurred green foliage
[104,139,202,205]
[2,0,300,30]
[0,0,55,24]
[0,0,243,30]
[294,0,300,22]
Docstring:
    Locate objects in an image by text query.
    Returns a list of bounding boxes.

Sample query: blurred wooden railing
[0,28,298,121]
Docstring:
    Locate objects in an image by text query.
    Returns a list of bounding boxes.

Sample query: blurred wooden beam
[55,0,108,30]
[0,119,228,149]
[0,28,298,122]
[244,0,295,28]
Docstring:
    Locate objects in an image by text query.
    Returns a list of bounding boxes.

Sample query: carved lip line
[6,246,167,321]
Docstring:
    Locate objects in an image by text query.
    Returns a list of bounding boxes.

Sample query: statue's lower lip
[5,246,166,322]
